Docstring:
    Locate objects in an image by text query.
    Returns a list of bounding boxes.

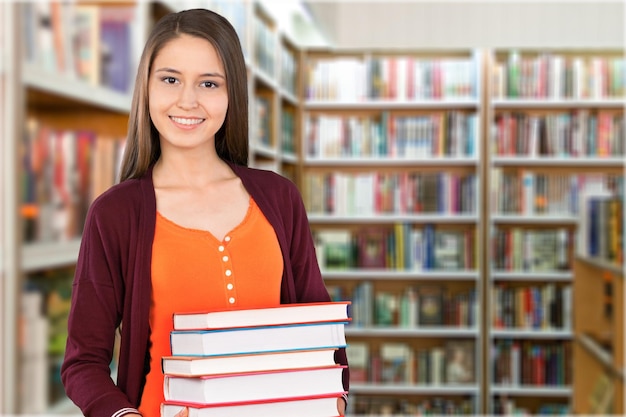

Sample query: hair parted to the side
[119,8,249,181]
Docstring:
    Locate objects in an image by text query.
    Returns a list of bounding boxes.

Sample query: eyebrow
[154,67,226,79]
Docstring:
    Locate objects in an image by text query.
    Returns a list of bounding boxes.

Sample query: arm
[285,182,351,407]
[61,200,137,417]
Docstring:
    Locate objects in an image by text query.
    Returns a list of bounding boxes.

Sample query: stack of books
[160,301,350,417]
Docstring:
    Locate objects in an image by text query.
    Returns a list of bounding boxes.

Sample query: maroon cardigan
[61,163,349,417]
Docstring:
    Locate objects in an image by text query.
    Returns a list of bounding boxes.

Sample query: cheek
[213,94,229,116]
[148,88,170,121]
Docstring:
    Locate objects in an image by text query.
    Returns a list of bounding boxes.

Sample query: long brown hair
[119,8,249,181]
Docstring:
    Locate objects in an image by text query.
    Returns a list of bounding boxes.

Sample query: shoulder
[231,164,300,196]
[87,175,152,225]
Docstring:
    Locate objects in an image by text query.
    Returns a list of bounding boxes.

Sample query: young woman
[61,8,349,417]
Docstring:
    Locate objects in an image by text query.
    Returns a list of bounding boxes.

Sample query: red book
[407,58,415,99]
[161,392,346,417]
[388,58,397,99]
[164,365,346,405]
[433,60,442,98]
[356,227,387,269]
[533,346,545,385]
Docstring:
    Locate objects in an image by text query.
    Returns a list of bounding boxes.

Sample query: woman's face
[148,34,228,154]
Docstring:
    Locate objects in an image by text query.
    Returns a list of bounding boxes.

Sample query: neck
[153,151,233,189]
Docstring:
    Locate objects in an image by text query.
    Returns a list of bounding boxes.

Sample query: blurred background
[1,1,624,415]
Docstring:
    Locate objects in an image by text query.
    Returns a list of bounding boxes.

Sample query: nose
[177,84,198,110]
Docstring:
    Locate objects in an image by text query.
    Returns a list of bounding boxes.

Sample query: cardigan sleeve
[284,179,351,397]
[61,196,136,417]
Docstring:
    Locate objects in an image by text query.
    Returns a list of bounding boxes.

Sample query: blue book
[100,19,130,93]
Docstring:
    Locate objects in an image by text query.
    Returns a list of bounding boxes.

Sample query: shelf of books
[300,48,484,415]
[277,33,301,184]
[486,48,625,415]
[249,1,280,172]
[249,2,301,184]
[14,2,142,413]
[572,187,624,414]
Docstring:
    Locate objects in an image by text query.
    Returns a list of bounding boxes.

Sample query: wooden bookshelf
[301,47,485,415]
[486,48,625,415]
[573,256,624,415]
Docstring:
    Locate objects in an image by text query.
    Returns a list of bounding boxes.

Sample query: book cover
[73,5,101,85]
[162,347,338,377]
[170,321,347,356]
[445,340,475,384]
[315,229,354,270]
[173,301,350,330]
[434,230,463,270]
[418,285,444,326]
[161,392,346,417]
[356,227,387,268]
[374,291,396,326]
[100,19,130,93]
[380,342,413,383]
[346,342,369,383]
[163,365,346,405]
[429,347,446,384]
[99,6,134,92]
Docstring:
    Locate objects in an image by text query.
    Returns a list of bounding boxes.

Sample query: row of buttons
[219,236,236,304]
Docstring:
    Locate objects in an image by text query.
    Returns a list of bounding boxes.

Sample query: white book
[162,347,338,377]
[353,173,375,216]
[164,365,345,405]
[161,392,345,417]
[410,229,424,271]
[430,347,445,384]
[510,343,520,385]
[521,170,535,215]
[396,57,409,101]
[562,286,573,330]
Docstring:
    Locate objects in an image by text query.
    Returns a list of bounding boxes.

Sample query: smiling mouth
[170,116,205,126]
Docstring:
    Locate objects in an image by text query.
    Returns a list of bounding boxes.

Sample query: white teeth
[171,117,204,125]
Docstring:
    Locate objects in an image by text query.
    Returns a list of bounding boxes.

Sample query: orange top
[138,197,283,416]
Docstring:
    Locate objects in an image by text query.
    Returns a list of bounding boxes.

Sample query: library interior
[0,1,624,415]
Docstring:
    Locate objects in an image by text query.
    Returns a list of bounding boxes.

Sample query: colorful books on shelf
[313,224,477,272]
[304,171,478,217]
[492,339,571,386]
[21,117,126,243]
[579,193,624,264]
[163,302,350,417]
[305,111,478,159]
[304,55,477,101]
[22,3,135,91]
